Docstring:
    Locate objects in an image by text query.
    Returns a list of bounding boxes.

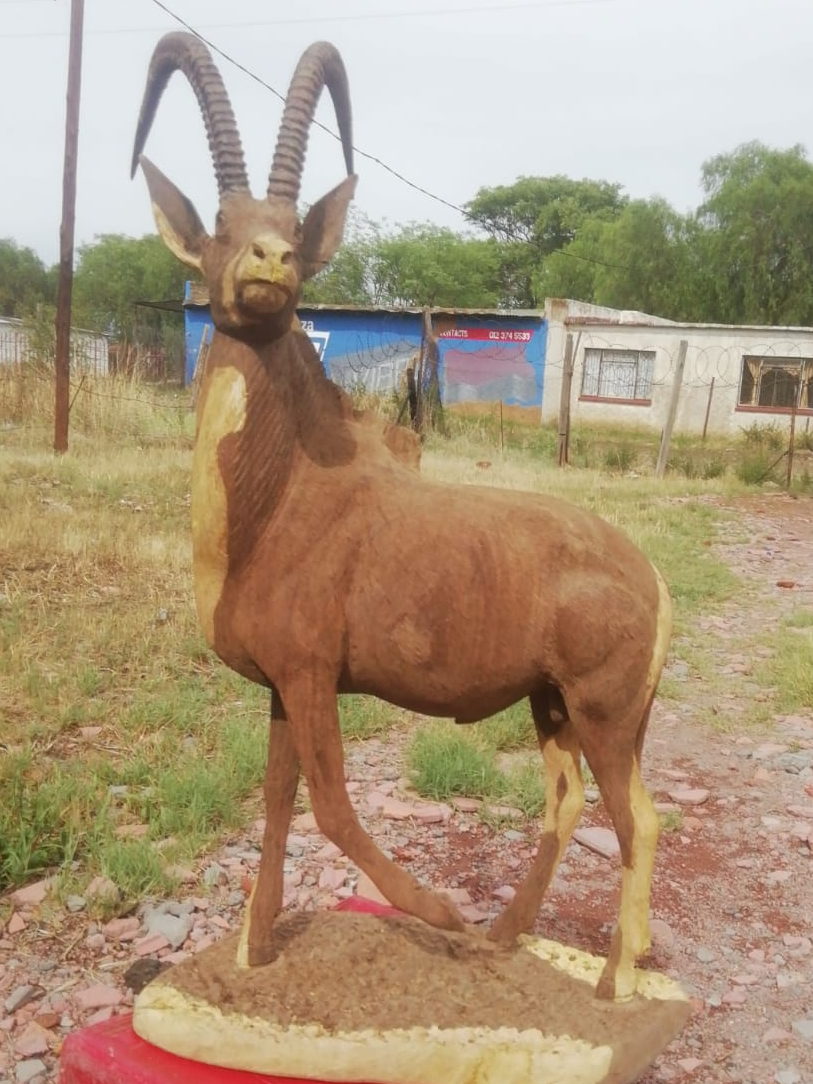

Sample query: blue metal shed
[183,286,546,408]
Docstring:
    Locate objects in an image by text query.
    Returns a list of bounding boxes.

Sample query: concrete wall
[543,299,813,435]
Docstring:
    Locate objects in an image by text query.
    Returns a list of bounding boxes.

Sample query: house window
[581,348,654,403]
[738,356,813,412]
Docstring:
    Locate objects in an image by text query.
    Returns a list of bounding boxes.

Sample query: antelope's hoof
[596,963,637,1002]
[237,918,277,969]
[428,891,466,933]
[486,912,524,944]
[246,943,276,967]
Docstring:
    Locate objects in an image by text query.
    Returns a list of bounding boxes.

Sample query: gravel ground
[1,491,812,1084]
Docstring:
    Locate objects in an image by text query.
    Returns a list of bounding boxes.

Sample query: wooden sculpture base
[133,899,689,1084]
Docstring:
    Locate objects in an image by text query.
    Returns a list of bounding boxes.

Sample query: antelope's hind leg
[489,689,584,943]
[577,703,660,1001]
[283,678,468,934]
[238,689,301,967]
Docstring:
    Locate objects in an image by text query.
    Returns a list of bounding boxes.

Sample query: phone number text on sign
[438,327,534,343]
[489,329,532,342]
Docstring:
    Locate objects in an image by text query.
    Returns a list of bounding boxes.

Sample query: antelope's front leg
[237,689,300,967]
[284,679,468,934]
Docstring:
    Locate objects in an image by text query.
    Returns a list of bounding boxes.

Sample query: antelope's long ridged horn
[267,41,353,202]
[131,31,249,196]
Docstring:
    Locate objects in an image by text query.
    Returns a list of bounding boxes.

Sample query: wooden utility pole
[54,0,85,453]
[406,367,418,423]
[701,377,715,441]
[415,307,442,434]
[557,333,575,466]
[655,339,688,478]
[786,376,800,489]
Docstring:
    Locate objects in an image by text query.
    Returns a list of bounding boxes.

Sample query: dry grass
[0,379,270,903]
[0,379,744,903]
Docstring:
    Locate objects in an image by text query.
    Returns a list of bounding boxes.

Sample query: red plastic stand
[59,1012,309,1084]
[58,898,401,1084]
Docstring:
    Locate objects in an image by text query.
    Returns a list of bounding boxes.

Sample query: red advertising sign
[437,327,534,343]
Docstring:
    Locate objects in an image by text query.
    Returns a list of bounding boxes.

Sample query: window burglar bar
[581,348,655,402]
[739,356,813,410]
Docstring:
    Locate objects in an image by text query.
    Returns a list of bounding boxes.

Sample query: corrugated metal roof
[552,297,813,335]
[562,312,813,334]
[178,286,813,334]
[183,282,542,320]
[298,303,543,319]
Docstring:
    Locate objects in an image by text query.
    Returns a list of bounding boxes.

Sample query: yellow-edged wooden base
[133,909,690,1084]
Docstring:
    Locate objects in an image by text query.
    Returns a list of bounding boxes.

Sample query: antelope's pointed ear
[137,155,207,272]
[300,174,358,280]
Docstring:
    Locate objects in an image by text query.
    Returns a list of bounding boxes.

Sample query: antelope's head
[131,33,356,342]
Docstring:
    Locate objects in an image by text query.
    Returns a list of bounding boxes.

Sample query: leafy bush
[602,443,636,473]
[739,421,784,450]
[701,457,726,479]
[670,452,726,480]
[736,452,776,485]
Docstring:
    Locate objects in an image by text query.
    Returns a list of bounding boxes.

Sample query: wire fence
[0,319,110,376]
[550,332,813,391]
[4,323,813,451]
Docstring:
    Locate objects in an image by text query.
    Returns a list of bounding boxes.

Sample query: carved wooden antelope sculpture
[133,33,672,1001]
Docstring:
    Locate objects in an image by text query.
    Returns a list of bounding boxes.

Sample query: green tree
[537,217,609,304]
[72,234,190,339]
[0,239,55,318]
[303,209,380,306]
[371,224,501,309]
[591,198,699,319]
[304,215,502,309]
[697,141,813,325]
[466,176,628,307]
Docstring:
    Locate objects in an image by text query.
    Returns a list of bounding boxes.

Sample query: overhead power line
[3,0,630,34]
[139,0,634,274]
[147,0,477,221]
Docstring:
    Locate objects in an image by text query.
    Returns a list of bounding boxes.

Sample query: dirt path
[1,493,812,1084]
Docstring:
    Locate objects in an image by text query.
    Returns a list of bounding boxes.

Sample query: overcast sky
[2,0,811,267]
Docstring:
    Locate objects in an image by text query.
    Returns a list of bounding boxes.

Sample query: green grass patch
[758,627,813,713]
[0,750,108,889]
[659,810,684,832]
[0,710,269,902]
[407,723,546,817]
[503,760,546,817]
[476,702,536,751]
[633,503,739,615]
[339,696,400,740]
[653,673,683,701]
[784,609,813,629]
[407,724,507,801]
[93,840,179,913]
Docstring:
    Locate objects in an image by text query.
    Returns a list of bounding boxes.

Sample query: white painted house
[0,316,109,375]
[543,299,813,436]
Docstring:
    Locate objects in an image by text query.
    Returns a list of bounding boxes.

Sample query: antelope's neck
[190,329,350,647]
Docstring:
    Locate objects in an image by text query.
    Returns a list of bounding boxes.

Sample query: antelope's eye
[215,211,227,234]
[293,223,303,243]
